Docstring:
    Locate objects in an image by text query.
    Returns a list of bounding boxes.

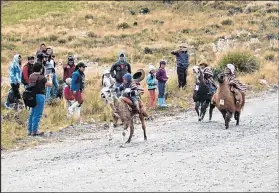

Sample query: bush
[139,8,150,14]
[216,51,260,74]
[182,29,191,34]
[144,47,153,54]
[49,35,58,41]
[85,14,94,19]
[129,10,136,15]
[87,31,97,38]
[221,19,233,25]
[264,53,275,61]
[58,39,66,44]
[117,22,130,29]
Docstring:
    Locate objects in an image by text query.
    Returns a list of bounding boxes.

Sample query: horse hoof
[198,118,201,122]
[120,144,125,148]
[144,137,147,141]
[125,140,131,144]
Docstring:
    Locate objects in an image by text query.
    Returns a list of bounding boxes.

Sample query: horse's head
[217,72,226,84]
[192,66,201,82]
[100,86,114,104]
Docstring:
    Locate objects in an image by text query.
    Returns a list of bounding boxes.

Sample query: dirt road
[1,91,278,192]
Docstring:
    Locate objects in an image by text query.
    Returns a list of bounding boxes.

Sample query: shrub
[117,22,130,29]
[216,51,260,74]
[221,19,233,25]
[144,47,153,54]
[129,10,136,15]
[49,34,58,41]
[87,31,97,38]
[85,14,94,19]
[67,35,76,41]
[182,29,191,34]
[58,39,66,44]
[139,7,150,14]
[133,21,138,26]
[264,52,275,61]
[152,20,164,25]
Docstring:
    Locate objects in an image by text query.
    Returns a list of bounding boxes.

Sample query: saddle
[120,96,147,116]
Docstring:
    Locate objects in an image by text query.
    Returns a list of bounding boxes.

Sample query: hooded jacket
[110,52,131,83]
[9,54,21,84]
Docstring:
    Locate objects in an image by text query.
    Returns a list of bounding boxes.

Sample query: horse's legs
[225,111,232,129]
[139,113,147,140]
[235,111,240,126]
[200,101,209,121]
[126,118,134,143]
[122,121,129,144]
[209,103,215,121]
[195,101,200,118]
[220,109,226,120]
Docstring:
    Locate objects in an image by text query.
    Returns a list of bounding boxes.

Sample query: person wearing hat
[146,64,157,109]
[36,52,48,76]
[118,73,144,114]
[63,55,76,83]
[110,52,131,96]
[21,56,35,88]
[224,64,247,105]
[69,62,87,115]
[171,43,190,90]
[156,60,168,107]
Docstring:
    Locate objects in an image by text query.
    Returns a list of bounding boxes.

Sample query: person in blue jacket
[4,54,22,109]
[171,43,190,90]
[146,64,157,109]
[68,62,87,115]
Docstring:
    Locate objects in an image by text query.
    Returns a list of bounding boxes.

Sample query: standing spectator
[146,64,157,109]
[156,60,168,107]
[101,69,115,88]
[4,54,22,109]
[45,48,58,104]
[27,63,53,136]
[171,43,189,90]
[110,52,131,96]
[63,78,75,117]
[36,53,48,75]
[63,55,76,85]
[21,56,34,89]
[35,43,47,60]
[69,62,87,116]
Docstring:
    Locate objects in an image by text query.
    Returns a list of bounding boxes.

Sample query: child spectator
[146,64,157,109]
[156,60,168,107]
[64,78,75,117]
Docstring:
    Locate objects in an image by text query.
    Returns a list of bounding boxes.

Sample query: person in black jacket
[110,52,131,97]
[21,56,35,89]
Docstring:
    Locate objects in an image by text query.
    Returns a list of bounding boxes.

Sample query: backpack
[22,76,39,109]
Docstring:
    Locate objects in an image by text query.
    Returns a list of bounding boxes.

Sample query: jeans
[158,81,166,98]
[46,73,59,103]
[177,67,187,88]
[27,94,45,134]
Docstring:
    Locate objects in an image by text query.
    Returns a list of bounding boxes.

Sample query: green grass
[1,1,82,25]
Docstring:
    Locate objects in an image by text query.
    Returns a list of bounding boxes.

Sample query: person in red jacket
[64,78,75,117]
[63,55,76,83]
[21,56,35,88]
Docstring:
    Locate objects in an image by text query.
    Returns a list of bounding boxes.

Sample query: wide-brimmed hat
[148,64,156,72]
[133,69,145,82]
[203,67,213,76]
[198,59,208,67]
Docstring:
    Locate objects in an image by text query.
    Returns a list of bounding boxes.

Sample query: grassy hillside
[1,1,278,149]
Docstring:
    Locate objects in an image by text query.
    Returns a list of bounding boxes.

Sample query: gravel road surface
[1,91,278,192]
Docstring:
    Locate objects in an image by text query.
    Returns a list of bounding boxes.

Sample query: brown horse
[106,89,147,144]
[209,73,245,129]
